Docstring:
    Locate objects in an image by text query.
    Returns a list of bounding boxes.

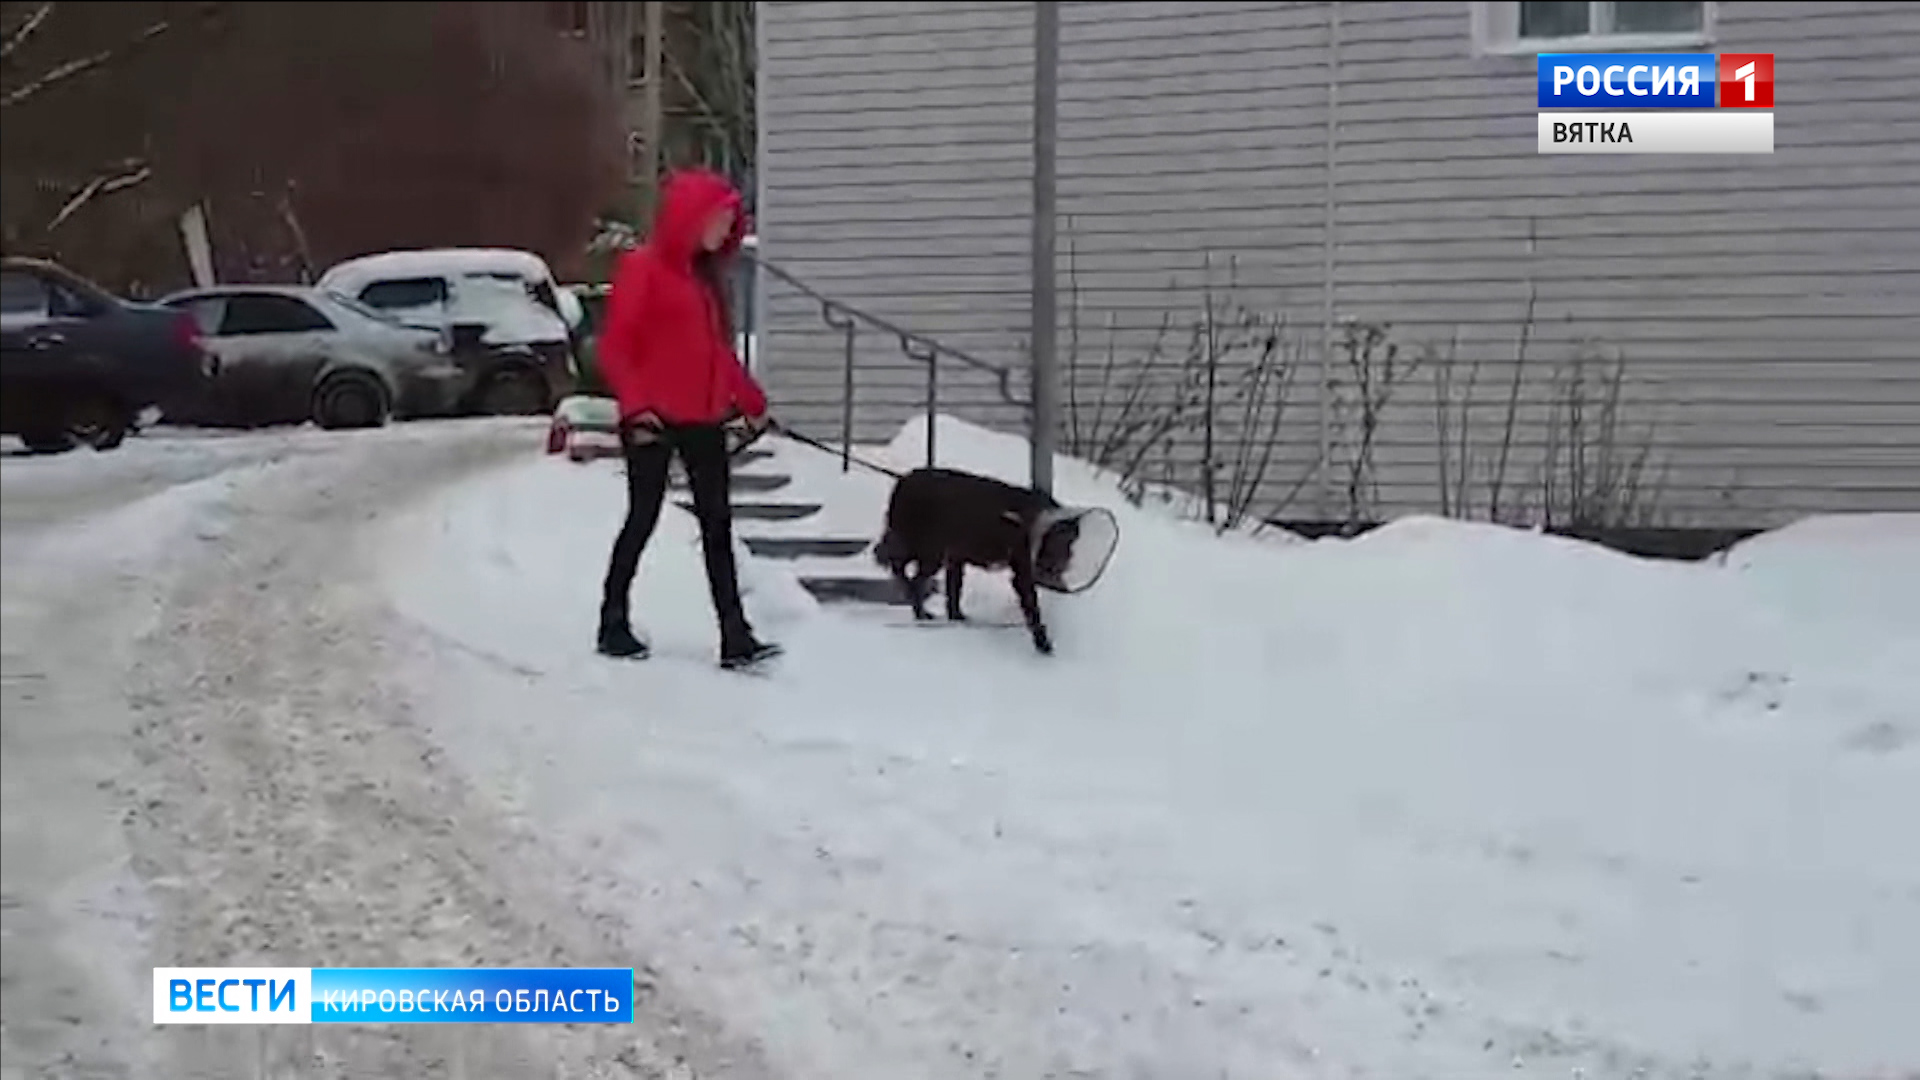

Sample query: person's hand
[744,412,774,435]
[623,411,664,446]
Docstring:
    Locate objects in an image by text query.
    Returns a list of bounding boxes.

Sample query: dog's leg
[890,556,926,619]
[943,559,967,621]
[907,558,939,621]
[1010,555,1053,656]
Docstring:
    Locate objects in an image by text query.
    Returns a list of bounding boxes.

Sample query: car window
[45,281,97,318]
[170,296,228,336]
[324,290,408,327]
[0,270,50,316]
[359,277,449,310]
[217,294,335,336]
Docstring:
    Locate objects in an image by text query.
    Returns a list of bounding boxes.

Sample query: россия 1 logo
[1535,51,1774,154]
[1536,53,1718,109]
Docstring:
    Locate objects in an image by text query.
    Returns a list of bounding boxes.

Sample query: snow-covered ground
[384,415,1920,1080]
[3,422,767,1079]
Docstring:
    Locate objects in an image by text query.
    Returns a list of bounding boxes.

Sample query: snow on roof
[316,249,558,293]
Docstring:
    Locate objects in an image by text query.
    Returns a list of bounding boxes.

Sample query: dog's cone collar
[1031,504,1119,595]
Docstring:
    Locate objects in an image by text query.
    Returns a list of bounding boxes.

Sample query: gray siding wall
[759,1,1920,527]
[758,1,1036,446]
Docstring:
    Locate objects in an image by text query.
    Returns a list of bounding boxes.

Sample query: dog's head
[1034,514,1082,584]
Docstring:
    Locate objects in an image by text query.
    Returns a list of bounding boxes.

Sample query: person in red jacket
[595,167,780,670]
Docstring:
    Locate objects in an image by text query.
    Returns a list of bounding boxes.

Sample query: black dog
[873,467,1080,656]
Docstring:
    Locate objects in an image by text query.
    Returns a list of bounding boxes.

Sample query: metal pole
[1029,0,1059,496]
[926,352,938,469]
[751,1,770,380]
[640,0,665,223]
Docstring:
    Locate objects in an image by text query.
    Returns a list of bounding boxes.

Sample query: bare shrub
[1061,251,1315,533]
[1056,230,1671,535]
[1325,318,1423,530]
[1538,344,1669,529]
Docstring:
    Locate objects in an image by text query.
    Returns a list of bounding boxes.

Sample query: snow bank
[383,415,1920,1080]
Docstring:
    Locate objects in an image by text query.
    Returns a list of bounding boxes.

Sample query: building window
[1473,1,1713,55]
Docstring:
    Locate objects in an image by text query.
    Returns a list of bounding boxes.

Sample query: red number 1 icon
[1718,53,1775,108]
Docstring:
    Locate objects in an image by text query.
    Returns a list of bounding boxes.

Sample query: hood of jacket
[646,168,749,267]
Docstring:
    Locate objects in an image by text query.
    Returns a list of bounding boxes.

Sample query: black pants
[600,423,753,649]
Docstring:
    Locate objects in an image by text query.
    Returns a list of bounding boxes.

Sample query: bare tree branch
[1,0,54,60]
[45,157,150,232]
[2,16,170,110]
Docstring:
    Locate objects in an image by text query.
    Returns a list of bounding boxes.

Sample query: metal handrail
[746,252,1031,410]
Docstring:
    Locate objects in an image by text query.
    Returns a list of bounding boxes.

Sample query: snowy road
[1,424,769,1080]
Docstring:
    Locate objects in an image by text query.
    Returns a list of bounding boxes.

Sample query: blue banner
[1537,53,1717,108]
[309,968,634,1024]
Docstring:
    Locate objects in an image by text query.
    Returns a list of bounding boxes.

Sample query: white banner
[1538,111,1773,154]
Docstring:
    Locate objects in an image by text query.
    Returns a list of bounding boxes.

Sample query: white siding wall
[759,0,1920,527]
[758,1,1036,447]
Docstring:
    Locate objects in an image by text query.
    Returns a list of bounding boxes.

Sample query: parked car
[157,285,468,429]
[316,249,583,415]
[1,256,214,453]
[546,393,623,463]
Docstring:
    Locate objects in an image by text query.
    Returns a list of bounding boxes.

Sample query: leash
[609,414,900,477]
[768,421,908,480]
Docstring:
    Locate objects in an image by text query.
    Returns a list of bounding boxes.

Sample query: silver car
[157,285,469,429]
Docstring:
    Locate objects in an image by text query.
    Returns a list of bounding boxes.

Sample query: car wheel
[313,372,391,430]
[66,392,130,450]
[479,367,549,416]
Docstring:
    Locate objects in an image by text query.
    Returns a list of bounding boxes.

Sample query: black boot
[719,625,781,670]
[597,617,650,659]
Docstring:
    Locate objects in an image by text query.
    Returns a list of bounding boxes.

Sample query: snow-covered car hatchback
[317,249,584,414]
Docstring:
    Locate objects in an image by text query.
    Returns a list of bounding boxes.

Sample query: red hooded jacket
[598,169,768,426]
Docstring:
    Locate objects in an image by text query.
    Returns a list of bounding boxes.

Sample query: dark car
[1,257,214,453]
[156,285,471,429]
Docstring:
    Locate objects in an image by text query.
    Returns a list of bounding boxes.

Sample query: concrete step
[798,576,908,606]
[742,537,872,560]
[678,500,821,521]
